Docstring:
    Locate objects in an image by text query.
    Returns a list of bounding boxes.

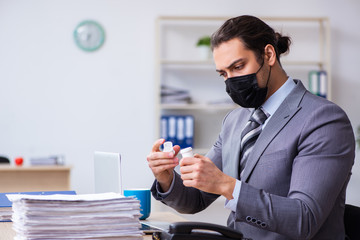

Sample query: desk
[0,211,186,239]
[0,166,71,192]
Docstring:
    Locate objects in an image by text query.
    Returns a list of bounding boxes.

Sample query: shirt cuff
[156,171,176,197]
[224,179,241,212]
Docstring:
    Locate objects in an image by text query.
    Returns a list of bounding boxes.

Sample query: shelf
[161,59,214,65]
[156,16,331,150]
[161,103,237,110]
[161,59,326,67]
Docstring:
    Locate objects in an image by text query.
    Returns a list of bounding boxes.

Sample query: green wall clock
[73,20,105,52]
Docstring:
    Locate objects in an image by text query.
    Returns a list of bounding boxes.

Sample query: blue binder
[160,115,194,148]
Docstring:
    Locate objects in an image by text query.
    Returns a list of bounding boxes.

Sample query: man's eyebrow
[215,58,245,72]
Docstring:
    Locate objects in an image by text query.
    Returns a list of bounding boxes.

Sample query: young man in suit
[147,15,355,239]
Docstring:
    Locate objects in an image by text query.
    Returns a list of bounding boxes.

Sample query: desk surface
[0,165,71,171]
[1,211,186,240]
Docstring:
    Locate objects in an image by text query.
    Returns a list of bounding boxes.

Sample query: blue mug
[123,189,151,220]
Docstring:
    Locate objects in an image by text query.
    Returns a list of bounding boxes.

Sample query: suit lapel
[241,80,307,182]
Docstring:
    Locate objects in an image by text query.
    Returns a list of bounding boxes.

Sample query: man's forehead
[213,39,254,70]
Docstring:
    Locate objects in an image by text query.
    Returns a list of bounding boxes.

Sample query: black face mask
[225,63,271,108]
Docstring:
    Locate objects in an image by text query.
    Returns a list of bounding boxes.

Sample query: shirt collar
[262,77,296,117]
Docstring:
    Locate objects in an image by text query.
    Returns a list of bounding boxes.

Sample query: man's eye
[219,72,226,78]
[234,65,243,70]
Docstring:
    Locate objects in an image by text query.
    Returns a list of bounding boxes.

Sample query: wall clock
[73,20,105,52]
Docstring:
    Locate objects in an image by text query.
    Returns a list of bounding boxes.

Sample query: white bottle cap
[163,141,175,153]
[180,147,194,158]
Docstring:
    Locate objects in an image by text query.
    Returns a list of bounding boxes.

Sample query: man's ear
[264,44,276,66]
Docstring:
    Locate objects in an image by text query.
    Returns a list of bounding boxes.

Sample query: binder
[0,191,76,222]
[176,117,185,148]
[160,115,194,148]
[160,116,168,140]
[168,116,177,144]
[308,70,319,96]
[184,115,194,148]
[319,71,327,98]
[308,70,327,98]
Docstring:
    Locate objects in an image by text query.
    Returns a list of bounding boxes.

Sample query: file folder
[308,70,327,98]
[160,115,194,148]
[176,117,185,148]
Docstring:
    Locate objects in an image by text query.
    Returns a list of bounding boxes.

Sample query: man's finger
[149,158,178,167]
[151,138,166,152]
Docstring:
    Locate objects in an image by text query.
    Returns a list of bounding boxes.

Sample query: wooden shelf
[161,103,237,110]
[0,165,71,192]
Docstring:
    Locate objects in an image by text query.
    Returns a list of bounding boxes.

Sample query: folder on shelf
[308,70,319,96]
[176,117,185,148]
[160,116,168,140]
[308,70,327,98]
[0,191,76,222]
[184,115,194,148]
[168,116,177,144]
[161,115,194,149]
[319,70,327,98]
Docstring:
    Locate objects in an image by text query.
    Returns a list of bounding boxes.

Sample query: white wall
[0,0,359,225]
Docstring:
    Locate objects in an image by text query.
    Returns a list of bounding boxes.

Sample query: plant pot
[197,45,212,60]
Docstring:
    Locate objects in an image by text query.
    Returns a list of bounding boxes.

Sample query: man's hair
[211,15,291,65]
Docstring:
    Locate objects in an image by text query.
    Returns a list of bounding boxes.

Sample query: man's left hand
[179,154,236,200]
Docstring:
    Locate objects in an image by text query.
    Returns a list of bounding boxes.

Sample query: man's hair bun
[276,32,291,55]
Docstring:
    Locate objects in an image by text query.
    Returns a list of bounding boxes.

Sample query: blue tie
[239,107,269,178]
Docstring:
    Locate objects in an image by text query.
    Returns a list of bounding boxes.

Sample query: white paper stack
[0,207,12,222]
[6,192,143,240]
[161,85,192,104]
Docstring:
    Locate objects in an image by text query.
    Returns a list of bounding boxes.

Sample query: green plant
[196,36,211,47]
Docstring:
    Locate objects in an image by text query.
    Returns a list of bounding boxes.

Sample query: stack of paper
[161,85,192,104]
[7,192,143,240]
[0,207,12,222]
[30,155,65,165]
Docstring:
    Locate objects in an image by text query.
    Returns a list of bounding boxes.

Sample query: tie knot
[250,107,269,125]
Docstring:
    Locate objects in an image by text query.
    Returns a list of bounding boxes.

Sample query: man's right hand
[146,139,180,192]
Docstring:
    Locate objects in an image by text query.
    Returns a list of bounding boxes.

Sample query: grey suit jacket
[151,80,355,240]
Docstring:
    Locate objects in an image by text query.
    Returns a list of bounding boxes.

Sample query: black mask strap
[265,66,272,87]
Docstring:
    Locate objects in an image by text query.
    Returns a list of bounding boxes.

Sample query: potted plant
[196,36,211,60]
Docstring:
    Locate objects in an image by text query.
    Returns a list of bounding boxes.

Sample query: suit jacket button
[251,218,257,223]
[246,216,252,222]
[261,222,267,228]
[256,220,262,226]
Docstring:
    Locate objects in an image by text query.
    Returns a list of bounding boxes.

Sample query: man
[147,15,355,239]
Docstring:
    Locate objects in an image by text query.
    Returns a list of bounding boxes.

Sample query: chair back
[344,204,360,240]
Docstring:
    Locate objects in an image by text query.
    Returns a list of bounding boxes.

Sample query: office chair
[0,156,10,164]
[344,204,360,240]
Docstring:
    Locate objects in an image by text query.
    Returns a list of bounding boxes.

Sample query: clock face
[74,20,105,52]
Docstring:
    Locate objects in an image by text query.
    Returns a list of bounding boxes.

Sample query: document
[0,190,76,222]
[7,192,143,239]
